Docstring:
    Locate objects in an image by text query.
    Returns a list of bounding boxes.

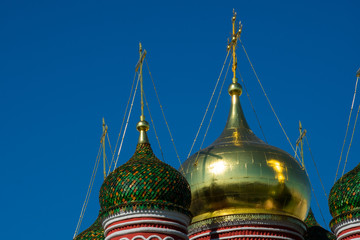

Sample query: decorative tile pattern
[99,143,191,219]
[74,216,104,240]
[304,208,319,228]
[188,213,306,235]
[329,163,360,222]
[330,209,360,228]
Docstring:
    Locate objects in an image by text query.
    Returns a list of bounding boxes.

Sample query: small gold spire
[101,118,108,179]
[227,9,243,84]
[296,121,307,169]
[356,67,360,78]
[135,42,149,144]
[225,10,245,130]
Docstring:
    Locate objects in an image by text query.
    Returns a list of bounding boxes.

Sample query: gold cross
[227,9,243,83]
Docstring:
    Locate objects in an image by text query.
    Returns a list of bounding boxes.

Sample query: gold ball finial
[136,120,149,132]
[228,82,242,96]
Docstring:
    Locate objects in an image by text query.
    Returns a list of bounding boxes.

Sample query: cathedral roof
[99,44,191,220]
[329,163,360,227]
[181,13,311,224]
[182,81,311,223]
[99,141,191,219]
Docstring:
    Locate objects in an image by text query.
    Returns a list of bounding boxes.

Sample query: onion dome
[182,82,311,223]
[99,118,192,219]
[329,163,360,227]
[304,208,335,240]
[74,216,104,240]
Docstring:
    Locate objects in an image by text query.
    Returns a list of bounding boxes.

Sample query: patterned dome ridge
[304,208,319,228]
[99,142,192,219]
[329,163,360,227]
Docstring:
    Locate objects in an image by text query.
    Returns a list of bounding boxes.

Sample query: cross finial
[135,42,147,121]
[227,10,243,84]
[135,43,149,143]
[101,117,108,179]
[296,121,307,169]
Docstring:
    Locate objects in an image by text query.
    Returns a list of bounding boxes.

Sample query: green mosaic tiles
[74,216,104,240]
[304,208,319,228]
[99,143,191,218]
[329,163,360,226]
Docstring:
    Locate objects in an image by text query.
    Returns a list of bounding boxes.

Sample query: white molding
[338,229,360,240]
[102,209,190,229]
[104,219,187,235]
[334,218,360,235]
[218,235,293,240]
[105,227,187,240]
[190,226,303,240]
[119,236,175,240]
[188,218,306,236]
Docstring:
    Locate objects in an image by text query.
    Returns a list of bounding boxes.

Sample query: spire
[227,9,243,84]
[296,121,307,169]
[135,42,149,144]
[101,118,108,179]
[223,11,249,131]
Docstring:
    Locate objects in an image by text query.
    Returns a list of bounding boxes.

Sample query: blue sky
[0,0,359,238]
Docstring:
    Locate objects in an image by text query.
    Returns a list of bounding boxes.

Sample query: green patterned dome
[329,163,360,226]
[99,142,191,218]
[74,216,104,240]
[304,208,319,228]
[304,208,335,240]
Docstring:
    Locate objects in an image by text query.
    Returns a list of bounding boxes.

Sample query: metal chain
[107,72,138,174]
[194,54,232,166]
[114,75,140,169]
[187,51,231,159]
[144,59,184,173]
[342,103,360,177]
[143,91,165,162]
[305,135,328,199]
[237,68,268,143]
[308,168,328,229]
[106,132,113,159]
[293,140,328,228]
[335,76,359,182]
[73,144,102,239]
[240,39,299,160]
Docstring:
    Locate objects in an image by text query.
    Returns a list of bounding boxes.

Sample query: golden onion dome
[182,82,311,223]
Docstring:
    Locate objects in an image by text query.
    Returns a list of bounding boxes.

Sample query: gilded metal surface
[182,84,311,223]
[136,119,150,144]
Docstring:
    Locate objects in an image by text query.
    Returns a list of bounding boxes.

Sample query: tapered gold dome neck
[223,82,252,132]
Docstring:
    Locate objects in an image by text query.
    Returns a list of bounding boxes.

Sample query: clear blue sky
[0,0,359,238]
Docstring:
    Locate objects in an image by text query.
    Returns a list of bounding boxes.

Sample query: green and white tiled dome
[329,163,360,227]
[99,142,192,219]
